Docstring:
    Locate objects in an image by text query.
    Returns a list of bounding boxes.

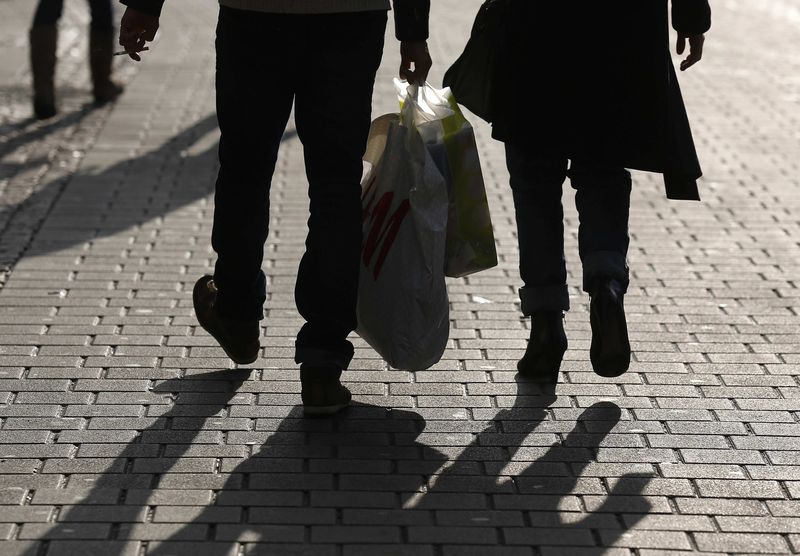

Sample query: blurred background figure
[29,0,124,119]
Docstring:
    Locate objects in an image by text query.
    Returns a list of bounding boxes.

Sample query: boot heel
[518,343,567,383]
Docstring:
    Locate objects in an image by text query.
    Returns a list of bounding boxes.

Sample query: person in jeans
[487,1,711,381]
[29,0,124,119]
[118,0,431,415]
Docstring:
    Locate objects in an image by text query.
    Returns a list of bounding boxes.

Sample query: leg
[504,142,570,315]
[292,11,387,371]
[569,161,632,377]
[569,161,632,293]
[505,143,569,381]
[86,0,113,30]
[87,0,122,102]
[32,0,63,27]
[211,7,295,321]
[30,0,62,119]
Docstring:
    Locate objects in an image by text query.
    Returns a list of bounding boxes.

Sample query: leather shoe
[193,275,260,365]
[518,310,567,383]
[589,277,631,377]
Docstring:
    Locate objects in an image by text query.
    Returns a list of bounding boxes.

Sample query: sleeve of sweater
[119,0,165,18]
[393,0,430,41]
[672,0,711,35]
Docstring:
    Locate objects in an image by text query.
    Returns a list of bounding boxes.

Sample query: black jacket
[119,0,430,41]
[492,0,711,200]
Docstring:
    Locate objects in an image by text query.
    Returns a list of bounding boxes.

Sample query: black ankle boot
[518,310,567,382]
[589,277,631,377]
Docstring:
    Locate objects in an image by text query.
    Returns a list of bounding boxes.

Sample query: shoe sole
[193,277,259,366]
[303,403,350,417]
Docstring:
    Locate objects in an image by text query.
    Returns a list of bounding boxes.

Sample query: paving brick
[45,541,140,556]
[144,542,238,556]
[117,523,208,540]
[311,526,401,543]
[693,533,790,554]
[674,497,769,516]
[0,1,798,554]
[599,529,693,550]
[17,523,111,540]
[695,479,785,499]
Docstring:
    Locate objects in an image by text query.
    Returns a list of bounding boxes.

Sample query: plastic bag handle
[363,114,399,166]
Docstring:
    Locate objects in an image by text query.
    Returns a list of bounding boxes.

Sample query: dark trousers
[505,142,632,315]
[33,0,113,29]
[213,6,387,369]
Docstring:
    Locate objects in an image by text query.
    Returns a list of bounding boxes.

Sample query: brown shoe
[301,366,351,417]
[193,275,260,365]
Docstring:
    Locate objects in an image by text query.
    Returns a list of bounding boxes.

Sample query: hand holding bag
[397,81,498,278]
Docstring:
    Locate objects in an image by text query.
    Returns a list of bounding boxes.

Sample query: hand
[119,7,159,62]
[399,41,432,84]
[677,33,705,71]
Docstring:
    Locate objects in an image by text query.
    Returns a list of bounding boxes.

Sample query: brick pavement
[0,0,799,554]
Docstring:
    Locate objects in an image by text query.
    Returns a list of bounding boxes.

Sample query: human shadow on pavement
[0,98,94,157]
[0,113,219,278]
[41,371,652,555]
[3,113,302,268]
[1,114,290,273]
[18,368,252,556]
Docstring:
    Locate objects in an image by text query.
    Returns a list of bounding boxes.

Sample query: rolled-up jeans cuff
[582,251,629,293]
[519,285,570,316]
[294,343,354,370]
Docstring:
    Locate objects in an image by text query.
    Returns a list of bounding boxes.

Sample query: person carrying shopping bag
[453,1,711,381]
[117,0,432,415]
[29,0,124,119]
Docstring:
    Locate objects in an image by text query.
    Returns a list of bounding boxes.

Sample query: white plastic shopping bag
[356,113,450,370]
[396,80,498,278]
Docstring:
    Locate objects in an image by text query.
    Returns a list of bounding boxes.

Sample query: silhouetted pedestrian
[117,0,432,415]
[29,0,124,119]
[490,1,711,381]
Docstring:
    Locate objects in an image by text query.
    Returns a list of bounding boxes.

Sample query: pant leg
[505,142,570,315]
[86,0,114,30]
[568,161,632,293]
[211,7,295,321]
[32,0,63,27]
[292,11,387,369]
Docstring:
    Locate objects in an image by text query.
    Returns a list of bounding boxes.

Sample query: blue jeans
[505,142,632,315]
[32,0,114,29]
[212,7,387,369]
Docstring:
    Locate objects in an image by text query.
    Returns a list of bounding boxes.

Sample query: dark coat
[490,0,711,200]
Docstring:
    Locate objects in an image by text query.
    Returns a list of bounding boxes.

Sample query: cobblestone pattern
[0,0,144,290]
[0,0,799,554]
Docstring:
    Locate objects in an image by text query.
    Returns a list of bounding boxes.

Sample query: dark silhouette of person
[29,0,124,119]
[486,1,711,382]
[22,371,649,554]
[116,0,434,416]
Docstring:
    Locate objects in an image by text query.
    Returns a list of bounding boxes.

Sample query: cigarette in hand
[114,47,150,56]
